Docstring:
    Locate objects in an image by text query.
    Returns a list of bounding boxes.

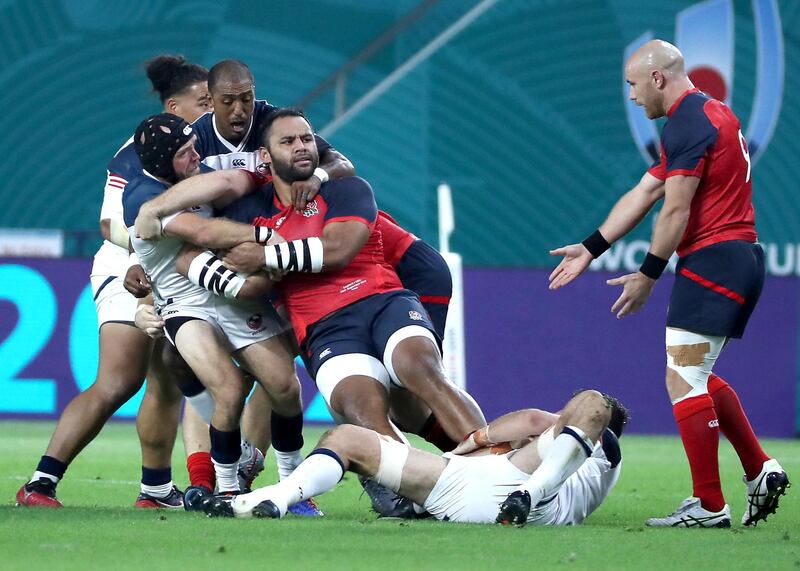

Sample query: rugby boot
[134,485,184,509]
[253,500,283,519]
[359,476,418,519]
[496,490,531,526]
[646,497,731,528]
[15,478,62,508]
[237,441,265,493]
[742,459,790,526]
[182,485,213,512]
[287,498,324,517]
[202,491,238,518]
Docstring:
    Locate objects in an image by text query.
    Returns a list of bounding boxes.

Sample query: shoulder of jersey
[107,136,141,178]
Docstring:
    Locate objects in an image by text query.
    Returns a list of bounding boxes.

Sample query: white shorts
[423,451,620,525]
[161,292,289,352]
[91,275,137,327]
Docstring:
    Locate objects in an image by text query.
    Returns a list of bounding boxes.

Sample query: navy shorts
[395,240,453,339]
[304,289,438,379]
[666,241,764,338]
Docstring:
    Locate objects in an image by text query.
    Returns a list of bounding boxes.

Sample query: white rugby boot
[741,459,790,526]
[646,497,731,528]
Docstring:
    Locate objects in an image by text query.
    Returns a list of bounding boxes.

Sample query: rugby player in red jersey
[544,40,788,528]
[135,108,485,453]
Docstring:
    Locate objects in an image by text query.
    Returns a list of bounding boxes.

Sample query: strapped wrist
[264,237,324,273]
[313,167,329,184]
[581,229,611,258]
[639,252,668,280]
[254,226,273,244]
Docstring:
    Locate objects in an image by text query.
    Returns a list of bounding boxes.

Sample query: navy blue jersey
[123,174,168,228]
[107,138,143,183]
[123,164,214,227]
[191,100,332,171]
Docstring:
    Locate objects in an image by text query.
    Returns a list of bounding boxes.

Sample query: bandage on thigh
[375,434,410,493]
[665,327,725,403]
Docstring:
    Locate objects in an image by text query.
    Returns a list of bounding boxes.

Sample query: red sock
[419,415,458,452]
[708,374,770,480]
[186,452,215,490]
[673,394,725,512]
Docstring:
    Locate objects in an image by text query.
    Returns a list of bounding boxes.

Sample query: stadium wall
[0,259,796,437]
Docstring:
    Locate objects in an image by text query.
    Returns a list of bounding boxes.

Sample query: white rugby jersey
[122,170,212,306]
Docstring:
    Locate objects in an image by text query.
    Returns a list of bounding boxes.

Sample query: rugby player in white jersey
[123,112,305,503]
[204,389,626,526]
[16,56,214,509]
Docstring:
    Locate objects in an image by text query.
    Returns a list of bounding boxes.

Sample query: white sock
[519,426,594,505]
[31,471,59,485]
[274,449,304,480]
[186,390,215,424]
[235,452,343,516]
[212,459,240,493]
[141,480,174,497]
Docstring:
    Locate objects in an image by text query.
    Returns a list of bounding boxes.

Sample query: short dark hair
[208,59,253,92]
[260,108,312,149]
[145,55,208,102]
[603,393,630,437]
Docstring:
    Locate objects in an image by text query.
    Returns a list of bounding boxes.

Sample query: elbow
[322,253,351,272]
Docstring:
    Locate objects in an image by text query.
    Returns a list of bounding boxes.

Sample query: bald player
[547,40,788,528]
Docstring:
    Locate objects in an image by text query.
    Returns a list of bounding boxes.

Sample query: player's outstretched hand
[290,176,321,212]
[134,206,162,239]
[124,264,151,298]
[134,304,164,339]
[548,244,593,290]
[223,242,267,274]
[607,272,655,318]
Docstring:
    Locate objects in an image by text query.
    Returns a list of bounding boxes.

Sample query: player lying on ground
[203,389,627,526]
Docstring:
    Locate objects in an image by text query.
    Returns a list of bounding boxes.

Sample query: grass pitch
[1,422,798,570]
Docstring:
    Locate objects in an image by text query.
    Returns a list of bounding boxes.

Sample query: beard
[271,152,319,183]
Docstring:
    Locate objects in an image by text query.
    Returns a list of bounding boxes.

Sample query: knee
[92,376,143,410]
[570,389,611,427]
[264,372,301,404]
[320,424,359,448]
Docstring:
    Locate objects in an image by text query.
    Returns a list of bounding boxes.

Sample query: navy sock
[271,412,304,452]
[36,456,67,480]
[209,425,242,465]
[141,467,172,486]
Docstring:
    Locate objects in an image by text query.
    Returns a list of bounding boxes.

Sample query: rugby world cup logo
[624,0,783,165]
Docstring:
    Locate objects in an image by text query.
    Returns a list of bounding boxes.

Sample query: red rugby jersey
[377,211,417,268]
[253,177,402,343]
[648,89,757,257]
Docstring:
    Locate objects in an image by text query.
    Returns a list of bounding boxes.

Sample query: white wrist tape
[128,252,140,268]
[313,167,329,184]
[254,226,273,244]
[187,251,247,299]
[109,218,130,249]
[264,237,324,273]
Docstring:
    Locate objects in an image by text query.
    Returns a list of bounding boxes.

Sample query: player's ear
[166,98,178,114]
[259,146,272,164]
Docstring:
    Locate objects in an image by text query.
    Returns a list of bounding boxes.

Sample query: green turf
[1,422,798,570]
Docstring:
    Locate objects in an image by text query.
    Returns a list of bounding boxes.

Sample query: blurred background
[0,0,797,435]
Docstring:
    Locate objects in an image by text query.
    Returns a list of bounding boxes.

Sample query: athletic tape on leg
[375,434,410,493]
[665,327,725,403]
